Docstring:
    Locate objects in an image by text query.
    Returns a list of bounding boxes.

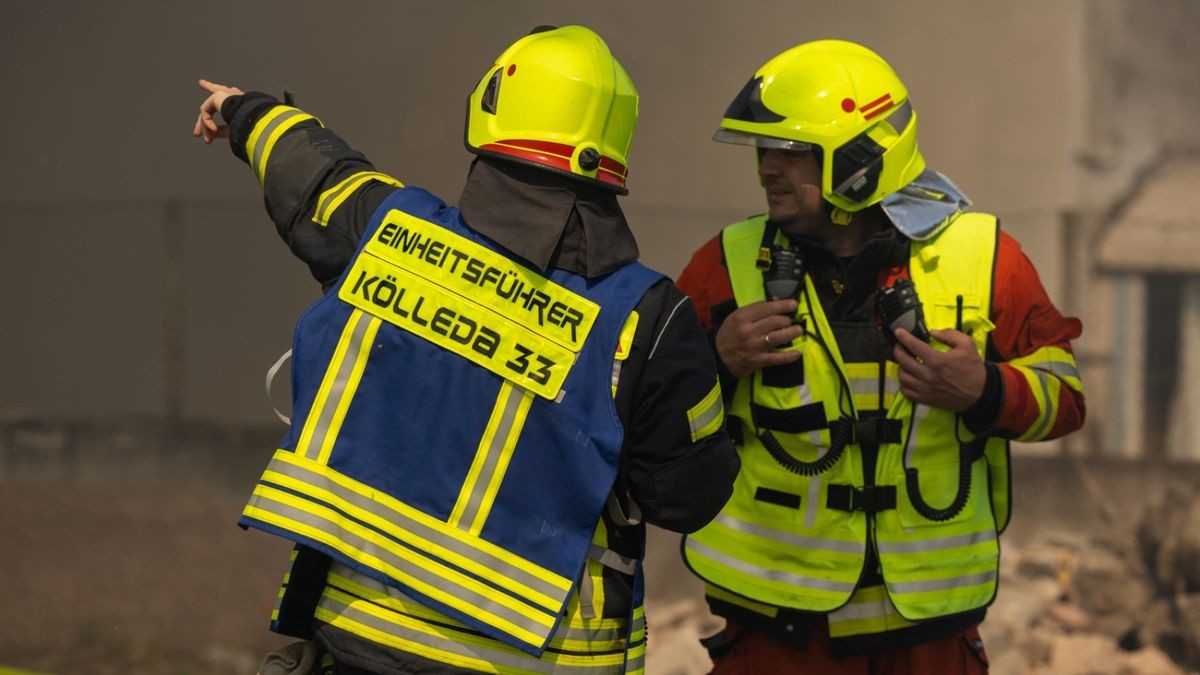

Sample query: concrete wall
[2,0,1083,424]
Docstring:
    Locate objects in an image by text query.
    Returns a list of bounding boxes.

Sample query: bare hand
[192,79,244,144]
[893,328,986,411]
[715,299,804,378]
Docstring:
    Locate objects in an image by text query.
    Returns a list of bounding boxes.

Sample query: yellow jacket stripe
[313,171,405,227]
[319,564,645,674]
[248,106,320,184]
[1007,346,1082,442]
[688,381,726,442]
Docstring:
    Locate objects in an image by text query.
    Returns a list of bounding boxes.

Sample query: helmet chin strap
[825,200,854,226]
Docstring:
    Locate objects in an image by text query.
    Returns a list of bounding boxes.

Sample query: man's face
[758,148,825,237]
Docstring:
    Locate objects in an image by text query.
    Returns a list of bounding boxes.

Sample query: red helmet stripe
[859,93,895,120]
[480,140,628,188]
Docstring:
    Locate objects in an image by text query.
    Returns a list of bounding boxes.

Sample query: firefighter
[676,39,1086,674]
[193,25,737,674]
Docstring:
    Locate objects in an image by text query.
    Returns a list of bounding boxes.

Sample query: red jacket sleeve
[988,231,1086,440]
[676,235,733,333]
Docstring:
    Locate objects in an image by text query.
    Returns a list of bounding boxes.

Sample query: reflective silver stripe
[456,385,528,530]
[589,544,638,575]
[250,108,308,176]
[1033,360,1081,380]
[330,563,634,645]
[713,512,863,554]
[689,391,724,439]
[318,593,629,673]
[904,403,932,467]
[799,381,824,529]
[685,538,857,593]
[315,172,384,223]
[829,596,902,622]
[610,360,622,389]
[625,651,645,674]
[1024,367,1056,441]
[887,569,997,595]
[876,529,997,554]
[252,492,554,640]
[263,455,566,603]
[298,311,373,459]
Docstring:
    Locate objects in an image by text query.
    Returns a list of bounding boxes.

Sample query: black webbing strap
[761,360,805,388]
[827,484,897,513]
[852,418,903,445]
[751,402,827,435]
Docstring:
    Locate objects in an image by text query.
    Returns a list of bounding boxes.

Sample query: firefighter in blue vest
[192,25,738,674]
[676,40,1086,673]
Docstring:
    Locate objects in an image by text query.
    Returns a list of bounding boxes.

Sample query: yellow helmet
[715,39,925,213]
[465,25,638,194]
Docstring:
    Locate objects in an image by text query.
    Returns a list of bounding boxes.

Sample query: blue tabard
[240,187,663,655]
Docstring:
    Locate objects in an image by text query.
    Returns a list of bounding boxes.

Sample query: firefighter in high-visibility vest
[192,25,738,675]
[676,39,1086,674]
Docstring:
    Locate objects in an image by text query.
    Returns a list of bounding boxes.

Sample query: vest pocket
[895,462,978,528]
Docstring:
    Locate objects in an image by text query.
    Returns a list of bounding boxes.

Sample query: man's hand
[715,299,804,378]
[894,328,986,411]
[192,79,244,144]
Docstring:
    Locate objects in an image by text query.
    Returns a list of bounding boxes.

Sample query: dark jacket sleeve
[614,280,740,534]
[221,92,400,289]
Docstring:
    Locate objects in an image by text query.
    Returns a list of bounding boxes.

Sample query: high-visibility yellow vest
[683,213,1011,625]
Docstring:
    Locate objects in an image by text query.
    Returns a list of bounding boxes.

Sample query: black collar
[457,158,639,277]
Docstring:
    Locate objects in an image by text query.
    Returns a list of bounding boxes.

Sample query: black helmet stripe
[724,77,786,123]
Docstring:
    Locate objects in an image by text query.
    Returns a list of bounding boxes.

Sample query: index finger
[894,328,938,360]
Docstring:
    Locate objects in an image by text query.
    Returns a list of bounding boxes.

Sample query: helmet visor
[712,128,814,152]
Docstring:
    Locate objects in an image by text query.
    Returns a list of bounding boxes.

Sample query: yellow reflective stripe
[685,537,856,593]
[876,529,997,555]
[887,569,997,595]
[313,171,405,227]
[827,585,914,638]
[844,362,900,412]
[331,562,633,647]
[1013,366,1061,442]
[687,381,725,442]
[1010,346,1084,392]
[340,251,575,400]
[329,566,470,628]
[247,106,320,184]
[704,583,779,618]
[611,311,638,396]
[244,487,555,648]
[316,587,630,673]
[264,450,571,594]
[449,381,535,534]
[366,210,599,351]
[296,310,380,462]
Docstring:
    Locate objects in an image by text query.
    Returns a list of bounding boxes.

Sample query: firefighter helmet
[715,39,924,212]
[466,25,638,194]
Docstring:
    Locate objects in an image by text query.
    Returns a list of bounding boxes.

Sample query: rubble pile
[642,484,1200,675]
[984,483,1200,675]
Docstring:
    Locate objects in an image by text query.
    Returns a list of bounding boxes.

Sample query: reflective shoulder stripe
[611,310,638,396]
[313,171,405,227]
[687,381,725,442]
[247,105,321,184]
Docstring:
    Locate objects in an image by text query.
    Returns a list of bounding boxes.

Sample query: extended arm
[191,79,401,288]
